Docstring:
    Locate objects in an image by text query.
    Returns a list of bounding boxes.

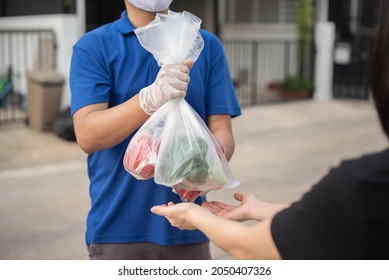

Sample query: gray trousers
[87,242,211,260]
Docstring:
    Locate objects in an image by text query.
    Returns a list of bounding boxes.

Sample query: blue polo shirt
[70,11,241,246]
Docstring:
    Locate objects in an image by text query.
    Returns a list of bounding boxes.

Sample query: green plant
[276,76,314,93]
[267,0,314,98]
[297,0,314,75]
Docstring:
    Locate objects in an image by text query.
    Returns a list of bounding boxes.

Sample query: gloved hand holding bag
[123,11,239,202]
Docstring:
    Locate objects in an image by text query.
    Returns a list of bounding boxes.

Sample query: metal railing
[333,38,372,100]
[0,29,56,124]
[223,39,314,107]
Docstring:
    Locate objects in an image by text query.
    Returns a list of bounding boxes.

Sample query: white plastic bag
[124,11,239,202]
[123,118,163,180]
[154,99,239,196]
[134,10,204,65]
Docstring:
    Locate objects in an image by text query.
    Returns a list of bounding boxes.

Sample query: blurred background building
[0,0,386,261]
[0,0,382,125]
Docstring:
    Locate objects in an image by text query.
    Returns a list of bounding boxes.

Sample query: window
[357,0,380,29]
[0,0,76,16]
[224,0,297,24]
[349,0,381,36]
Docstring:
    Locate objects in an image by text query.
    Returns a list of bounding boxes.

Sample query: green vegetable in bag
[160,135,209,186]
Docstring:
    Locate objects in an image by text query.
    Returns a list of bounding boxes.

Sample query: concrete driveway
[0,99,387,260]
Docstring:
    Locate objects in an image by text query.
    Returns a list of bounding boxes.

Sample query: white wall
[0,14,80,109]
[221,23,297,40]
[221,23,299,95]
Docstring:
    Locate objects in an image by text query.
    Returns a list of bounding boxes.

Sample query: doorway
[85,0,125,31]
[329,0,380,99]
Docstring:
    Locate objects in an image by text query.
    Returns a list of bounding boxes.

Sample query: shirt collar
[115,10,136,34]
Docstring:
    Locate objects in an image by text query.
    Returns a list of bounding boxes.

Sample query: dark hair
[370,0,389,139]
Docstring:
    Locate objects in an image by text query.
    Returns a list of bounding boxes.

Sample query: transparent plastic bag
[123,119,164,180]
[153,100,239,201]
[124,98,239,201]
[134,10,204,65]
[123,10,239,202]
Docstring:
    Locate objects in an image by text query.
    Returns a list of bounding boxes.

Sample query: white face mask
[127,0,173,12]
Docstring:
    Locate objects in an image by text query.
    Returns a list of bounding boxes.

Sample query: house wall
[220,23,299,96]
[0,14,79,109]
[170,0,216,33]
[221,23,297,40]
[215,0,301,99]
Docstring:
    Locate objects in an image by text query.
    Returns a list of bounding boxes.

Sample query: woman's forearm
[188,207,280,259]
[248,202,289,221]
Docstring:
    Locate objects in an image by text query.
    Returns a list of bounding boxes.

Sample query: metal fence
[333,38,372,100]
[0,29,56,124]
[0,33,314,123]
[223,39,315,107]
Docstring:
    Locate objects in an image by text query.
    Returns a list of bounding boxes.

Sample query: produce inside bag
[123,123,163,180]
[123,10,239,202]
[154,101,238,202]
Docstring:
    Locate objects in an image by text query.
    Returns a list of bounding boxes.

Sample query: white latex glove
[139,61,192,115]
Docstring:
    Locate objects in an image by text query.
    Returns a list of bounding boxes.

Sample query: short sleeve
[70,33,112,114]
[271,164,366,259]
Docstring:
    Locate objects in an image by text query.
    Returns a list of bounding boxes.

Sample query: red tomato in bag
[124,134,160,179]
[176,188,201,202]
